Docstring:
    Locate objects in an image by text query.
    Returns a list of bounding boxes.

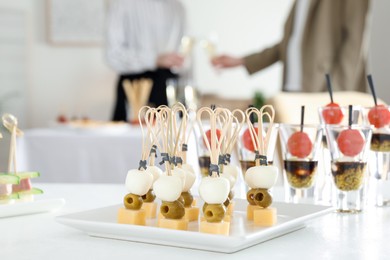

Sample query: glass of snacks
[362,105,390,206]
[317,106,363,204]
[325,124,372,213]
[279,124,323,204]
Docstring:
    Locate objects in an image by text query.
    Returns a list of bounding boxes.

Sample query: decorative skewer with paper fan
[217,108,245,217]
[0,131,20,203]
[0,114,42,203]
[151,105,189,230]
[244,106,278,226]
[137,107,164,219]
[171,103,199,221]
[197,106,231,235]
[118,107,155,226]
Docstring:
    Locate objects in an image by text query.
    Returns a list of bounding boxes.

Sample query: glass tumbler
[325,124,372,213]
[279,124,323,204]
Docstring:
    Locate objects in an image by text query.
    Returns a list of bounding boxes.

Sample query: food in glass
[284,160,318,188]
[322,103,344,124]
[370,132,390,152]
[368,105,390,128]
[287,131,312,158]
[337,128,365,157]
[331,161,366,191]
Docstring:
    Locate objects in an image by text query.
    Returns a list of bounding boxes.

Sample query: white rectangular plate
[56,199,332,253]
[0,198,66,218]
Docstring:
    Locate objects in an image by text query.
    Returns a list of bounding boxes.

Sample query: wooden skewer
[172,103,188,164]
[258,105,275,157]
[123,79,153,122]
[157,106,173,174]
[245,105,275,166]
[224,109,245,156]
[145,107,163,166]
[2,114,23,173]
[140,79,153,108]
[196,107,230,177]
[137,106,153,168]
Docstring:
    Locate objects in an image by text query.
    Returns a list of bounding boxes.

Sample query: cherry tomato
[57,115,68,123]
[204,129,221,147]
[287,132,312,158]
[368,105,390,128]
[337,129,365,157]
[242,127,258,152]
[322,103,344,124]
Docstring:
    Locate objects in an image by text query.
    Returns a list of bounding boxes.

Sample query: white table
[2,183,390,260]
[17,127,199,183]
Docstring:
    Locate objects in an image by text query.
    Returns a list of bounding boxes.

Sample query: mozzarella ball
[125,169,153,196]
[181,164,196,192]
[199,177,230,204]
[170,167,187,190]
[221,164,239,189]
[153,175,183,202]
[148,165,163,183]
[244,165,278,189]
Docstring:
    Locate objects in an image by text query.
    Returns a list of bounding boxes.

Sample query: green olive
[202,202,208,213]
[141,189,156,202]
[203,204,226,223]
[223,197,230,207]
[246,189,257,205]
[160,200,185,219]
[124,193,143,210]
[181,192,193,207]
[253,189,272,208]
[177,195,185,206]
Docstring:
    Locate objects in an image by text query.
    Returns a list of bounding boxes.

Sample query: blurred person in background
[212,0,371,93]
[105,0,186,121]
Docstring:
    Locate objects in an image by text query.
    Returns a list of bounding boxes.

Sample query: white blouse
[285,0,310,92]
[105,0,185,74]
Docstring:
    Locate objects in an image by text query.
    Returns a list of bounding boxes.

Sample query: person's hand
[211,55,244,68]
[156,53,184,69]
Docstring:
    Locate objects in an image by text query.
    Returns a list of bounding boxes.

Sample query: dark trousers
[112,68,177,121]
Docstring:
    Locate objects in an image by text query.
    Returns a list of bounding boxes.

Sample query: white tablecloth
[2,183,390,260]
[17,127,199,183]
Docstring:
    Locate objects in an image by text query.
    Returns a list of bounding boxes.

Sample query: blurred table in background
[17,126,199,183]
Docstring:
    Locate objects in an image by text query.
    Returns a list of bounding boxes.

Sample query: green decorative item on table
[0,114,42,203]
[250,91,267,123]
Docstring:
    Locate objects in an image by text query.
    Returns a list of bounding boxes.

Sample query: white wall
[0,0,117,129]
[29,0,116,128]
[0,0,388,129]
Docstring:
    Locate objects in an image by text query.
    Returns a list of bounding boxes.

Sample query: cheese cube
[117,207,146,226]
[200,214,231,222]
[253,207,277,227]
[227,202,234,215]
[199,221,230,236]
[184,207,200,222]
[247,204,259,220]
[141,202,157,219]
[158,218,188,231]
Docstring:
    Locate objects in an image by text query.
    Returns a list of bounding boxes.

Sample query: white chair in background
[267,91,386,124]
